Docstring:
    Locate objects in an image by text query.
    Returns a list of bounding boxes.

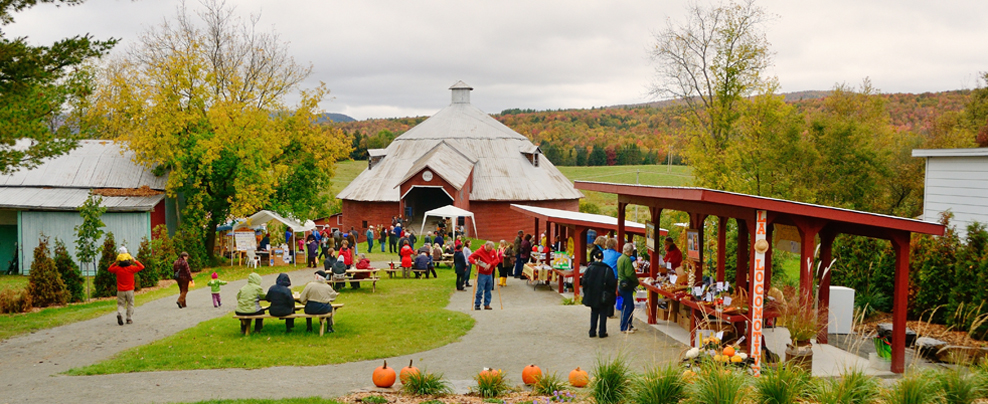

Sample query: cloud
[7,0,988,119]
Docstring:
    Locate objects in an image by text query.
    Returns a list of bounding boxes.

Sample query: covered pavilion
[573,182,945,374]
[509,204,666,296]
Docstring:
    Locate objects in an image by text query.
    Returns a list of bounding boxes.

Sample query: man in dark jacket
[266,273,298,332]
[453,244,467,291]
[388,226,398,253]
[582,261,616,338]
[413,251,436,278]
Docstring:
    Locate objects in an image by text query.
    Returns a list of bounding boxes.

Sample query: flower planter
[785,340,812,372]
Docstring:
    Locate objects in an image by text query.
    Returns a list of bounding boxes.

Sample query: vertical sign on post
[751,210,769,376]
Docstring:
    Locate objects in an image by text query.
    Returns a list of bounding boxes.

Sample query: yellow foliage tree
[87,0,349,259]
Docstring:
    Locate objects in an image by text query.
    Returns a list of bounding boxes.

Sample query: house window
[362,220,368,228]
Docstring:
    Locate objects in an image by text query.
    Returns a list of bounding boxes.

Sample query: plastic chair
[245,250,259,268]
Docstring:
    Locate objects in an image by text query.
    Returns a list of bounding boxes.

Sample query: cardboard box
[677,305,693,331]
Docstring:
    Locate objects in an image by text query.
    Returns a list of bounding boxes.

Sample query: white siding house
[912,148,988,239]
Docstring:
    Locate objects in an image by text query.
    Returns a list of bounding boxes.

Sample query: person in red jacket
[469,241,500,310]
[663,237,683,273]
[399,240,414,270]
[108,247,145,325]
[339,241,354,269]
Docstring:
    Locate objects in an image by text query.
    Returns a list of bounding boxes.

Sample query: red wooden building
[336,82,582,241]
[574,182,945,374]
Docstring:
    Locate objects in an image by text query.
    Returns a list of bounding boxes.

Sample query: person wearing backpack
[582,260,616,338]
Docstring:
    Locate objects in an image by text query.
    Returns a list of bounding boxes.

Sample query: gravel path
[0,268,684,403]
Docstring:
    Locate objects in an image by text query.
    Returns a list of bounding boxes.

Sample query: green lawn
[329,159,367,198]
[67,268,474,374]
[0,274,29,291]
[0,264,287,341]
[181,398,341,404]
[559,164,691,218]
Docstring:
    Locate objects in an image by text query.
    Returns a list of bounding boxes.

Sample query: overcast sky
[9,0,988,120]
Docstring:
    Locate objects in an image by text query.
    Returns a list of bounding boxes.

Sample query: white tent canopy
[232,210,315,232]
[231,210,315,267]
[420,205,477,238]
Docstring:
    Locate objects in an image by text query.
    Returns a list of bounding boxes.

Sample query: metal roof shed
[574,182,945,375]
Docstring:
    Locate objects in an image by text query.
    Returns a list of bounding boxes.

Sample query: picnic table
[333,269,380,292]
[233,302,345,336]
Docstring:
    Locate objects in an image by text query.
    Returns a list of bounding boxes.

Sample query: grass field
[68,269,473,374]
[0,264,288,341]
[558,164,692,217]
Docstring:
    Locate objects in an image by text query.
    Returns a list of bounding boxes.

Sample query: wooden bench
[234,303,344,336]
[434,260,453,268]
[331,277,380,292]
[409,268,439,278]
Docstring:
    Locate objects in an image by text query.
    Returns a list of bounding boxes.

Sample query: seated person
[432,243,444,262]
[444,243,454,255]
[350,253,372,289]
[417,242,432,256]
[413,251,436,278]
[258,234,270,251]
[299,270,339,332]
[235,272,266,334]
[266,273,299,332]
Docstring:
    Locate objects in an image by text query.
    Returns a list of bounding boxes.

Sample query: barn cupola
[450,80,473,104]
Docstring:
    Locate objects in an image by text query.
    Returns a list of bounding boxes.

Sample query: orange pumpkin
[400,359,420,384]
[522,364,542,385]
[478,367,501,382]
[372,360,397,388]
[569,366,589,387]
[723,346,736,357]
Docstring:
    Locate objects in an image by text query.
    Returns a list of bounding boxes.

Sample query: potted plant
[779,292,818,372]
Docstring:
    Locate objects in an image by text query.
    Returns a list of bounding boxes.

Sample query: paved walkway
[0,268,684,403]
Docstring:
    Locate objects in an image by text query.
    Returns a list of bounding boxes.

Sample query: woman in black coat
[266,273,298,332]
[582,261,616,338]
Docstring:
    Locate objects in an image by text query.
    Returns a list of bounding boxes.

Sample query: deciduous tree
[89,1,349,260]
[0,0,115,174]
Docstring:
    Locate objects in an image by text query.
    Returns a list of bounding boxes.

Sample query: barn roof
[0,140,167,211]
[0,187,164,211]
[337,82,583,202]
[0,140,166,190]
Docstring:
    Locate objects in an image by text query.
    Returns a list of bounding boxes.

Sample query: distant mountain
[317,113,356,123]
[331,89,973,166]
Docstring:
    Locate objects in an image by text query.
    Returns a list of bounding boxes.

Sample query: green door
[0,225,16,274]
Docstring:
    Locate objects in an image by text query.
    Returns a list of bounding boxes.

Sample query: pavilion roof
[573,182,945,238]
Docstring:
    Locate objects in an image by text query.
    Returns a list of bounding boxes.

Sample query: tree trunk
[205,219,219,265]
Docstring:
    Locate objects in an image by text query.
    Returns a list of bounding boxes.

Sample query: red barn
[336,81,582,241]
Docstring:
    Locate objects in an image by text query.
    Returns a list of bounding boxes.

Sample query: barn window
[362,220,368,228]
[522,151,540,167]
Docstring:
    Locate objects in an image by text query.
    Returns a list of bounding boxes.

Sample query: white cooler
[828,286,855,334]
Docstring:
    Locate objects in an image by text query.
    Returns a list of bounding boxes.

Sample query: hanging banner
[751,210,768,376]
[686,229,700,260]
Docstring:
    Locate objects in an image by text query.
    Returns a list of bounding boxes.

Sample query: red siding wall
[150,199,166,238]
[470,199,579,242]
[342,198,579,242]
[341,200,400,233]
